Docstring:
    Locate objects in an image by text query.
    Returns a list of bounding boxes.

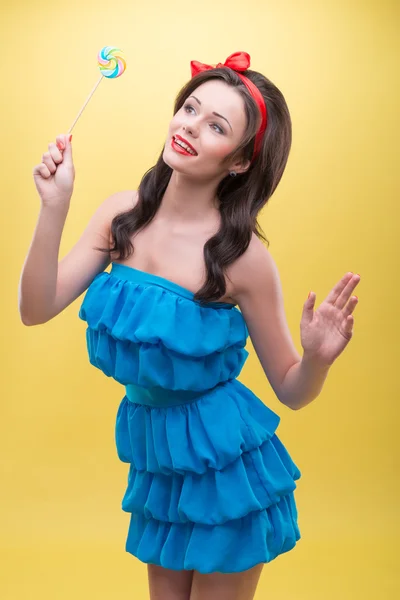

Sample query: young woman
[20,51,360,600]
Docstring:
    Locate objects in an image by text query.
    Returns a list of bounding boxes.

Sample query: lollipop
[68,46,126,134]
[97,46,126,78]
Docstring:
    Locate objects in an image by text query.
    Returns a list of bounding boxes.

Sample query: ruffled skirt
[115,378,301,574]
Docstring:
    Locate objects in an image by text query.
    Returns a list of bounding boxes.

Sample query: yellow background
[1,0,398,598]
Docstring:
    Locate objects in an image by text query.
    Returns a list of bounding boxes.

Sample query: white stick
[68,75,104,134]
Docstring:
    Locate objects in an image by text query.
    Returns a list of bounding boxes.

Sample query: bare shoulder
[105,189,139,221]
[228,233,276,303]
[103,189,138,247]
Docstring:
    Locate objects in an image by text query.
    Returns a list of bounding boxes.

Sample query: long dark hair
[97,67,292,303]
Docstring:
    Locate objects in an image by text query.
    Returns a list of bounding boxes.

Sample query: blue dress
[78,262,301,574]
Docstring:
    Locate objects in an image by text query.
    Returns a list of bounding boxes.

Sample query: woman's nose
[183,123,198,137]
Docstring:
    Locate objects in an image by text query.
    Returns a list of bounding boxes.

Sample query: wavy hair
[96,67,292,303]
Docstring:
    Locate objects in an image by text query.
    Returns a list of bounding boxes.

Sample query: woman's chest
[110,220,236,303]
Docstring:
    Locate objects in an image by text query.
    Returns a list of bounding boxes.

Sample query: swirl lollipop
[68,46,126,134]
[97,46,126,78]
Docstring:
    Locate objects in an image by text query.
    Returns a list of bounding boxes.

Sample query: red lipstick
[171,135,198,156]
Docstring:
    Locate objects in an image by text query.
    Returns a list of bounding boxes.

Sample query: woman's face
[163,79,250,179]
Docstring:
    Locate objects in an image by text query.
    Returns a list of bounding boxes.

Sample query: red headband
[190,51,268,162]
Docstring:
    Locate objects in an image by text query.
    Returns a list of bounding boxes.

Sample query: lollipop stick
[67,75,104,134]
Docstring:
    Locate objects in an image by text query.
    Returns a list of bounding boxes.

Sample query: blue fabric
[79,262,301,573]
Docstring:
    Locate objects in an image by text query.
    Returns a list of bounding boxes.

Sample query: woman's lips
[171,137,197,157]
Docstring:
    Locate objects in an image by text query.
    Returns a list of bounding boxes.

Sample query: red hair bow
[190,51,268,161]
[190,51,251,77]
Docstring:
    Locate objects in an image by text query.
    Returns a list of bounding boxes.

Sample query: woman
[19,51,360,600]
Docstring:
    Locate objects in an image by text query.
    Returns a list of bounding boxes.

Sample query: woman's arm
[231,235,304,408]
[19,202,71,325]
[19,190,136,325]
[276,354,331,410]
[231,235,359,410]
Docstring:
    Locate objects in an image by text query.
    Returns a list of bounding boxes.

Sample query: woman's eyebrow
[188,95,233,131]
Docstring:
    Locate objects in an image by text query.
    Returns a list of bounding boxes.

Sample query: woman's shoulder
[98,189,138,253]
[93,189,138,226]
[227,233,273,303]
[108,189,139,217]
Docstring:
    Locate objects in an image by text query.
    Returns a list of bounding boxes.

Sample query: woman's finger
[342,295,358,319]
[48,141,63,164]
[41,151,57,175]
[55,135,66,151]
[325,273,353,305]
[33,163,51,179]
[343,315,354,336]
[335,274,360,310]
[325,273,360,309]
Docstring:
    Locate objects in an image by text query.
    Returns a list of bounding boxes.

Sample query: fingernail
[69,134,72,142]
[57,142,64,151]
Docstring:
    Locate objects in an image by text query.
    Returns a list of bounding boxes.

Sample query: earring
[229,171,237,177]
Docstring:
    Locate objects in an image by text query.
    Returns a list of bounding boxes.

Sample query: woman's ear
[229,157,251,175]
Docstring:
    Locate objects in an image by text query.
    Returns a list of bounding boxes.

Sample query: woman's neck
[157,170,221,224]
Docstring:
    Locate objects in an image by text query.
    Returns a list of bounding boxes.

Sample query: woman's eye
[211,123,224,134]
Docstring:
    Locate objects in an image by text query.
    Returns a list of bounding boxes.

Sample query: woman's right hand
[33,134,75,208]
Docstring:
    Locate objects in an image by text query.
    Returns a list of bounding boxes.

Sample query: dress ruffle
[116,378,301,572]
[78,264,302,573]
[125,494,300,573]
[79,267,249,390]
[121,429,300,524]
[115,379,281,474]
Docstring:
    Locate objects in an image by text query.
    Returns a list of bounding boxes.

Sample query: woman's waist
[125,380,234,407]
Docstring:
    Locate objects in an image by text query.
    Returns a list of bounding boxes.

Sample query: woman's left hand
[300,272,361,366]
